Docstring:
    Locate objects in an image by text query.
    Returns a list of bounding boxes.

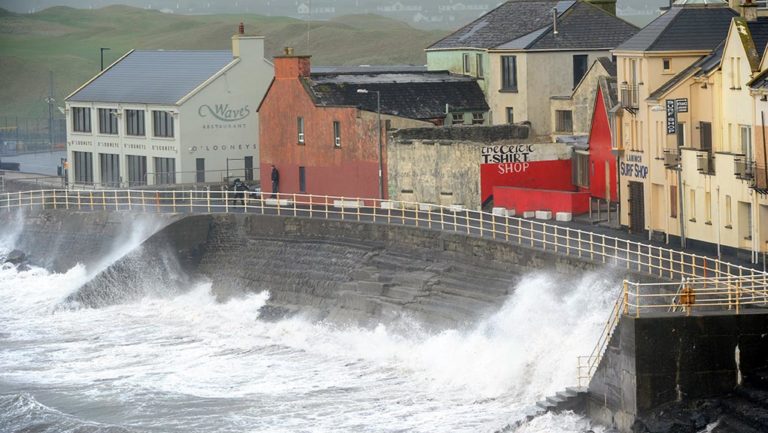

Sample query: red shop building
[258,51,488,200]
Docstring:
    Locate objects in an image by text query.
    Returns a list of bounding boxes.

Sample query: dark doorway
[299,166,306,193]
[196,158,205,183]
[628,181,645,234]
[244,156,253,181]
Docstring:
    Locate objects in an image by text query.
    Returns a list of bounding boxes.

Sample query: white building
[65,27,273,187]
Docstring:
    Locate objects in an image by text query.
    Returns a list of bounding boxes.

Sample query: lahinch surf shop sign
[481,144,533,174]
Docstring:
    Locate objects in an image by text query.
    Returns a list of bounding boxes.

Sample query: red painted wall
[480,159,574,205]
[259,56,386,200]
[588,87,618,202]
[493,186,591,214]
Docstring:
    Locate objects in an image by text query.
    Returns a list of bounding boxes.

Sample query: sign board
[666,99,677,135]
[620,152,648,179]
[675,98,688,113]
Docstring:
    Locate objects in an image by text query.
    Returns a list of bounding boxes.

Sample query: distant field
[0,5,447,119]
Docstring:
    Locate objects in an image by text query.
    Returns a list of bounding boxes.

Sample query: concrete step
[721,396,768,431]
[714,415,765,433]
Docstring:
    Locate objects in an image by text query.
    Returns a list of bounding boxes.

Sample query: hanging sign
[675,98,688,113]
[666,99,677,134]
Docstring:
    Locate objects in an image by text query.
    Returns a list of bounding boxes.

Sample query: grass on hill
[0,5,447,119]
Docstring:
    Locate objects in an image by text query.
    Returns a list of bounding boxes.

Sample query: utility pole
[45,71,55,149]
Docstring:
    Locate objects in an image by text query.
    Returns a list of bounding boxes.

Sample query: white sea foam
[0,246,615,432]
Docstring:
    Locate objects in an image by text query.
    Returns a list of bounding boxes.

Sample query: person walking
[270,165,279,198]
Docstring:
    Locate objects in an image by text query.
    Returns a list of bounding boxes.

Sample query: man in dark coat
[231,178,249,205]
[270,165,279,198]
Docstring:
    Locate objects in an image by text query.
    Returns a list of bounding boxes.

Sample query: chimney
[741,0,758,21]
[274,47,311,79]
[552,7,558,35]
[231,23,265,60]
[238,22,245,35]
[585,0,617,16]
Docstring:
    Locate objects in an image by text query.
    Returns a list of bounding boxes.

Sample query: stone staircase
[494,387,588,432]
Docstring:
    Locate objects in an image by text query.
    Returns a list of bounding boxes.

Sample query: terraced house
[615,0,768,262]
[65,26,272,187]
[425,0,637,135]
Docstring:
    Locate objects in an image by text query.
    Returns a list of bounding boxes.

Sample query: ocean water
[0,221,615,433]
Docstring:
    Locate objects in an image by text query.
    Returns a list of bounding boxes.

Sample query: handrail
[1,188,766,284]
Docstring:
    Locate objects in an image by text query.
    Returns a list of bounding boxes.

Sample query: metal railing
[620,83,639,110]
[1,188,766,282]
[577,275,768,386]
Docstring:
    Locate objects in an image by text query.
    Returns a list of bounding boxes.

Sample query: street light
[100,47,111,71]
[357,88,383,199]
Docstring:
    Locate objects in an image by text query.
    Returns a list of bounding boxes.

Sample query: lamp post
[357,88,383,199]
[100,47,111,71]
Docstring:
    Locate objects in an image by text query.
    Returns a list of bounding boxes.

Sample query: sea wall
[1,210,649,329]
[587,313,768,432]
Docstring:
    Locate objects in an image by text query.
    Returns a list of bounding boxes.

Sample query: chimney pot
[238,22,245,35]
[284,47,294,56]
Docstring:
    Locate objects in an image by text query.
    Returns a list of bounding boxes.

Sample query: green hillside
[0,6,447,119]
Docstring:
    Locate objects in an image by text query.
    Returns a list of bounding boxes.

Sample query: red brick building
[258,52,488,200]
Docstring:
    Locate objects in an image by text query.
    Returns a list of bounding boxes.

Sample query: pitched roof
[615,4,736,52]
[749,68,768,90]
[648,41,724,100]
[306,71,489,120]
[513,1,638,51]
[597,56,617,76]
[67,50,235,104]
[427,0,573,50]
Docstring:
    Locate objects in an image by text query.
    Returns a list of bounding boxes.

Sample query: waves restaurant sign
[198,103,251,129]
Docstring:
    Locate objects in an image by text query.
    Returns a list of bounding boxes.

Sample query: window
[572,152,590,187]
[297,117,305,144]
[663,58,671,71]
[670,185,678,218]
[195,158,205,184]
[676,122,686,147]
[472,112,485,125]
[740,125,753,162]
[245,156,254,181]
[555,110,573,133]
[699,122,712,151]
[125,109,145,136]
[154,157,176,185]
[705,191,712,223]
[573,54,588,89]
[506,107,514,124]
[152,110,174,138]
[688,188,696,222]
[501,56,517,91]
[98,108,118,135]
[72,107,91,133]
[476,53,484,78]
[452,113,465,125]
[73,151,93,183]
[127,155,147,186]
[99,153,120,187]
[463,53,471,74]
[725,195,732,226]
[333,121,341,148]
[299,166,306,193]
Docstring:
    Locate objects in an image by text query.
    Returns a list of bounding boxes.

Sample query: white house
[65,26,273,187]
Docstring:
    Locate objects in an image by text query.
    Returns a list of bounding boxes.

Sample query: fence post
[89,191,94,210]
[635,281,640,318]
[127,190,132,211]
[52,190,57,210]
[114,190,119,211]
[225,189,229,214]
[466,210,470,235]
[172,190,176,213]
[65,189,69,210]
[295,194,298,218]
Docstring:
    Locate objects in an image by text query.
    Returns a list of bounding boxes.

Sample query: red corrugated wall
[480,159,574,205]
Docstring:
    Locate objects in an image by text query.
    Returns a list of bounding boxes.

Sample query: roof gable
[427,0,573,50]
[306,72,489,120]
[520,1,638,51]
[67,50,235,105]
[615,6,735,52]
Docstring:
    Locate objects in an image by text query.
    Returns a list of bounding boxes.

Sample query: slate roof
[67,50,235,104]
[311,65,427,74]
[615,4,736,52]
[306,71,489,120]
[747,18,768,57]
[597,56,617,76]
[749,68,768,90]
[428,0,574,50]
[514,1,638,50]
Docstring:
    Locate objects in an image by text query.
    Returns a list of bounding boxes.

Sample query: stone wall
[588,312,768,432]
